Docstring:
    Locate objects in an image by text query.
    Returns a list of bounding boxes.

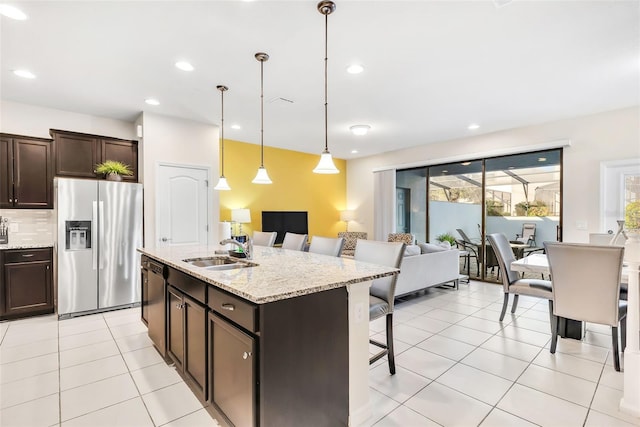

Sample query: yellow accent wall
[219,139,347,239]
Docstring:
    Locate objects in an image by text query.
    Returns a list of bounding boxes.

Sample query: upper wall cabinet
[0,134,53,209]
[50,129,138,182]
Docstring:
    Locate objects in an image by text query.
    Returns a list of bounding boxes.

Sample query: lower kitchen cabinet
[209,312,256,427]
[0,247,53,320]
[167,285,207,401]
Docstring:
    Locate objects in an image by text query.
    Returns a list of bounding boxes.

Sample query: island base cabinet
[167,285,207,402]
[209,312,256,427]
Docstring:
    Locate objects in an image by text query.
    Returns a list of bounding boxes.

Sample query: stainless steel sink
[182,256,257,270]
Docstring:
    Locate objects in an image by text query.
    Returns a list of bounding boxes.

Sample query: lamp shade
[213,176,231,191]
[252,166,273,184]
[231,208,251,224]
[313,151,339,174]
[340,210,356,222]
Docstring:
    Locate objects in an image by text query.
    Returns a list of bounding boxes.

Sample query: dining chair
[487,233,553,322]
[308,236,344,257]
[337,231,368,257]
[354,240,405,375]
[252,231,277,247]
[544,242,627,371]
[281,232,308,251]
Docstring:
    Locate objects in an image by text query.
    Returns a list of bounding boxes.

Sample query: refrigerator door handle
[92,201,98,270]
[99,201,105,269]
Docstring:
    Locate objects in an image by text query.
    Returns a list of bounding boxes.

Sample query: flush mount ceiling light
[351,149,359,154]
[13,69,35,79]
[214,85,231,191]
[252,52,273,184]
[0,4,27,20]
[145,98,160,106]
[347,64,364,74]
[313,0,340,174]
[231,124,241,130]
[350,124,370,136]
[175,61,194,71]
[468,123,480,130]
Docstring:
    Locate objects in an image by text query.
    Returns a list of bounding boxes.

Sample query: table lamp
[231,208,251,237]
[340,210,356,231]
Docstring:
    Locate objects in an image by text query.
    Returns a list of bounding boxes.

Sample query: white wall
[0,100,136,140]
[140,112,219,247]
[347,107,640,243]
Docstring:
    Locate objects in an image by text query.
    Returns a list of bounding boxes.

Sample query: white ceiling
[1,0,639,159]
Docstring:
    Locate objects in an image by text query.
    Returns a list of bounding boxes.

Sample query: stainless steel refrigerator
[56,178,143,318]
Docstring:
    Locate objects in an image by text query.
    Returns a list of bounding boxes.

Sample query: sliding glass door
[396,148,562,283]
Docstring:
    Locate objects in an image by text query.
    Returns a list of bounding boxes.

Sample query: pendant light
[214,85,231,191]
[252,52,273,184]
[313,0,340,174]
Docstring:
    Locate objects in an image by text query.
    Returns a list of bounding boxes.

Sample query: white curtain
[374,169,396,241]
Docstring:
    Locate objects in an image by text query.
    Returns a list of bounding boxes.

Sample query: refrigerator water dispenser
[65,221,92,250]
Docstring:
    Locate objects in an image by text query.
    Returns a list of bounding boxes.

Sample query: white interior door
[156,164,209,247]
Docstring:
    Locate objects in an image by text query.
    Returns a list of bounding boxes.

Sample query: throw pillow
[404,244,421,257]
[418,242,446,254]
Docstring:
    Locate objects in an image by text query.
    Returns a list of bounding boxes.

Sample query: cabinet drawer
[4,248,52,264]
[208,287,258,333]
[167,267,206,304]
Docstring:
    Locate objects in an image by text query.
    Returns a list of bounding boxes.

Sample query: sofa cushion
[404,245,421,257]
[418,242,447,254]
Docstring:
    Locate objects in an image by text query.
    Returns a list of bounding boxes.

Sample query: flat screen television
[261,211,308,245]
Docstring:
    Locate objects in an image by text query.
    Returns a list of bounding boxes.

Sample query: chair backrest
[354,240,405,308]
[281,232,308,251]
[253,231,277,247]
[487,233,520,291]
[521,223,536,244]
[456,228,473,243]
[337,231,368,254]
[387,233,414,245]
[544,242,624,326]
[308,236,344,257]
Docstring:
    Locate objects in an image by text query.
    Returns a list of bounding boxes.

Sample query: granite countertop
[139,245,399,304]
[0,243,54,250]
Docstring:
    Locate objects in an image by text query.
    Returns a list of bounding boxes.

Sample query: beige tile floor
[1,280,639,426]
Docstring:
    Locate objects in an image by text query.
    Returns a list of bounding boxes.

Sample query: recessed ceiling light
[347,64,364,74]
[538,157,547,162]
[468,123,480,130]
[230,124,241,130]
[175,61,194,71]
[0,4,27,20]
[351,149,359,154]
[350,124,370,136]
[13,69,35,79]
[145,98,160,106]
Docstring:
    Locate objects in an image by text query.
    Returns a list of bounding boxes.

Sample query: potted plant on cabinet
[95,160,133,181]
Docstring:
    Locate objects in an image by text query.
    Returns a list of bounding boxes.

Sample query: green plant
[95,160,133,176]
[626,201,640,230]
[436,233,456,245]
[515,200,549,217]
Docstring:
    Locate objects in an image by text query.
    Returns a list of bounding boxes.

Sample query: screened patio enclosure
[396,149,562,282]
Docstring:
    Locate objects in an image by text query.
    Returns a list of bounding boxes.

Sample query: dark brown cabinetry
[0,134,53,209]
[166,267,207,402]
[50,129,138,182]
[141,256,167,357]
[0,247,54,320]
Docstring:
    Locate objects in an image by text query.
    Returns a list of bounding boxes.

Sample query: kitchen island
[138,244,399,427]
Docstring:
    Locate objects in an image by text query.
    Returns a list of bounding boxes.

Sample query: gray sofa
[395,243,460,298]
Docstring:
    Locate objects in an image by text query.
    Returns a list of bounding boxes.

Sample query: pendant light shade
[313,0,339,175]
[214,85,231,191]
[252,52,273,185]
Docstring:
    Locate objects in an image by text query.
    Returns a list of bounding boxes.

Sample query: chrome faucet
[220,238,253,260]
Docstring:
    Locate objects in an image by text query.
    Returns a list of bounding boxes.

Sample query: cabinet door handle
[221,303,235,311]
[243,351,251,360]
[9,199,12,203]
[22,254,34,258]
[46,265,50,270]
[176,303,183,310]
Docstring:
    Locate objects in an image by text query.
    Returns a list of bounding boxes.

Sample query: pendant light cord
[260,57,265,167]
[220,88,225,176]
[324,10,329,152]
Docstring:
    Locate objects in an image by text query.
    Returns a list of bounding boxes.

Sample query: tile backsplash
[0,209,55,246]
